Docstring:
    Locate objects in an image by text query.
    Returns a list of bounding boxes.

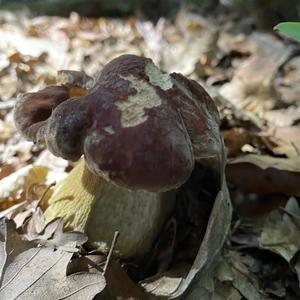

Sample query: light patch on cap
[145,61,173,90]
[116,75,162,128]
[103,126,115,135]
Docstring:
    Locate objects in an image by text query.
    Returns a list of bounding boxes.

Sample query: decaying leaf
[0,219,105,300]
[262,106,300,128]
[271,126,300,158]
[219,33,294,113]
[0,201,28,221]
[161,14,219,75]
[274,56,300,105]
[1,7,300,299]
[24,207,46,239]
[102,260,150,300]
[39,218,88,252]
[259,197,300,263]
[141,263,189,297]
[212,281,242,300]
[229,154,300,172]
[20,208,88,252]
[0,165,48,203]
[222,127,277,157]
[227,154,300,196]
[0,163,67,229]
[215,250,262,300]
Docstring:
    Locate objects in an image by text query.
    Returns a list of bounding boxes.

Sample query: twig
[35,182,56,208]
[291,141,300,156]
[279,207,300,221]
[103,231,120,275]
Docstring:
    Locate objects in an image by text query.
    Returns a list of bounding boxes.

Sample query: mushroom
[14,55,222,258]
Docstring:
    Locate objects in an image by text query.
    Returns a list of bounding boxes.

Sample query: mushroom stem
[44,159,175,258]
[44,158,103,232]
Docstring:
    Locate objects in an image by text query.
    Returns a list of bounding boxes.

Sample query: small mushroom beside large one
[14,55,222,259]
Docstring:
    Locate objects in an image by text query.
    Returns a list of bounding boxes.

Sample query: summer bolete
[14,55,222,258]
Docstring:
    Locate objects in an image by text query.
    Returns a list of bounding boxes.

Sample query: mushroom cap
[14,55,221,192]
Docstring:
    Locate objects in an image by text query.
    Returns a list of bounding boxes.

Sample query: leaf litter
[0,5,299,300]
[0,219,105,300]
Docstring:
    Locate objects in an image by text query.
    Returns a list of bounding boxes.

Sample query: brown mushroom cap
[14,55,221,192]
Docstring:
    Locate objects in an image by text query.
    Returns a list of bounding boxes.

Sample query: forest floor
[0,8,300,299]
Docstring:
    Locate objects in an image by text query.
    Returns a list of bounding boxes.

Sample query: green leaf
[274,22,300,43]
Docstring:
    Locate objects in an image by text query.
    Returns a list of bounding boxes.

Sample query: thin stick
[291,141,300,156]
[35,182,56,208]
[103,231,120,275]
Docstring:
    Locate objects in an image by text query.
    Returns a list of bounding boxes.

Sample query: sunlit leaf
[274,22,300,43]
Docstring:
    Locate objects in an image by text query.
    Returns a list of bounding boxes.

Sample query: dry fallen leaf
[1,7,300,299]
[161,14,219,75]
[38,218,88,252]
[0,219,105,300]
[141,263,189,297]
[227,154,300,196]
[274,56,300,105]
[215,250,262,300]
[103,260,150,300]
[259,197,300,263]
[219,33,294,113]
[0,165,48,204]
[271,126,300,158]
[222,127,277,157]
[228,154,300,173]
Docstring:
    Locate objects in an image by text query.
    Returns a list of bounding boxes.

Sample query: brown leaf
[67,254,105,275]
[141,263,189,297]
[223,128,253,157]
[274,56,300,105]
[13,201,39,229]
[24,207,46,240]
[103,260,149,300]
[218,32,255,56]
[0,164,15,181]
[262,106,300,127]
[38,219,88,252]
[220,33,293,113]
[215,250,262,300]
[222,128,277,157]
[228,154,300,172]
[0,165,48,204]
[271,126,300,158]
[162,14,218,75]
[259,197,300,263]
[0,201,27,220]
[227,154,300,196]
[0,220,105,299]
